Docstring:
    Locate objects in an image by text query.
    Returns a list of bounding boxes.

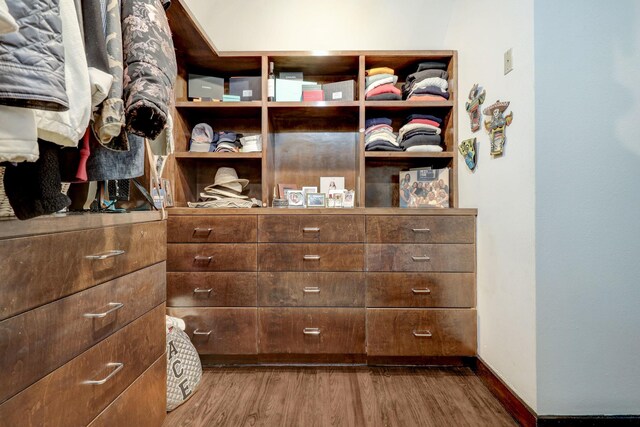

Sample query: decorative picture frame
[278,183,298,199]
[320,177,345,195]
[329,190,344,208]
[285,189,305,207]
[306,193,326,208]
[343,190,355,208]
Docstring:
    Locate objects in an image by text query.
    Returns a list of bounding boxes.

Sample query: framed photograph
[329,190,344,208]
[278,183,298,199]
[286,189,305,207]
[320,177,344,195]
[306,193,326,208]
[343,190,355,208]
[302,186,318,196]
[399,167,450,208]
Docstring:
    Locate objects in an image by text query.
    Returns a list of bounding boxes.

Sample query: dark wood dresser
[166,208,476,364]
[0,212,167,426]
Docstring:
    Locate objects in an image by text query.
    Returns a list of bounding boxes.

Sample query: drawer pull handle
[194,255,213,263]
[84,362,124,385]
[193,329,212,336]
[193,288,213,294]
[412,288,431,294]
[85,249,125,260]
[413,330,433,338]
[412,228,431,233]
[193,227,213,237]
[411,256,431,262]
[83,302,124,318]
[303,255,321,261]
[303,327,321,335]
[303,227,320,233]
[303,287,320,293]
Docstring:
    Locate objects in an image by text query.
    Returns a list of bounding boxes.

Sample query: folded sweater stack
[402,62,449,101]
[365,67,401,101]
[398,114,444,152]
[364,118,402,151]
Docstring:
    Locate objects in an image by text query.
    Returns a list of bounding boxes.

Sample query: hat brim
[215,178,249,188]
[205,186,249,199]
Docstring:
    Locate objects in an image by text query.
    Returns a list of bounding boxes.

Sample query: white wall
[534,0,640,415]
[445,0,538,411]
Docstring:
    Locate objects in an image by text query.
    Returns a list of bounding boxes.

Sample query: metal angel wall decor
[465,84,485,132]
[483,100,513,156]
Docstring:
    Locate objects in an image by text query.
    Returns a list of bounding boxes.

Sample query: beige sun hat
[212,167,249,192]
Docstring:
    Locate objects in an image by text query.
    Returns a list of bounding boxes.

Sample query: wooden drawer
[366,273,475,308]
[0,304,165,427]
[168,215,257,243]
[167,243,257,272]
[166,307,257,355]
[366,308,476,356]
[88,356,166,427]
[0,262,166,405]
[366,216,475,243]
[0,221,166,320]
[258,272,365,307]
[258,244,364,271]
[167,272,257,307]
[258,215,365,243]
[259,308,365,354]
[366,244,474,272]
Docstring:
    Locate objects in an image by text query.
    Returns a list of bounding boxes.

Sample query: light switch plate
[504,48,514,75]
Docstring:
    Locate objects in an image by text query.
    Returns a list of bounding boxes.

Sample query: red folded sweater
[366,84,401,98]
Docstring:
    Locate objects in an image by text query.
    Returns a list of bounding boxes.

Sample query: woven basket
[0,167,15,218]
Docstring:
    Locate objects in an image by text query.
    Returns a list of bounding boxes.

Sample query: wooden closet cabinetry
[0,213,167,427]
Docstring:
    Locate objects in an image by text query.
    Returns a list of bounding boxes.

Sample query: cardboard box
[279,72,304,81]
[229,76,262,101]
[302,90,324,101]
[188,74,224,101]
[275,79,318,102]
[323,80,356,101]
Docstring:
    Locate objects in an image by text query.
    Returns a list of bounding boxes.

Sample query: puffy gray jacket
[0,0,68,111]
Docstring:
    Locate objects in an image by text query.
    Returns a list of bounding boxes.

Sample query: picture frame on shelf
[278,183,298,199]
[343,190,355,208]
[329,190,344,208]
[285,189,305,207]
[302,186,318,197]
[306,193,326,208]
[320,177,344,195]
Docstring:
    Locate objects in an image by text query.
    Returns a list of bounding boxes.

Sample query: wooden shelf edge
[364,100,454,108]
[166,207,478,216]
[175,101,263,108]
[173,152,263,159]
[267,101,360,108]
[364,152,454,159]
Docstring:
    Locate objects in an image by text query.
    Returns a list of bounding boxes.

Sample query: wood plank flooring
[163,367,517,427]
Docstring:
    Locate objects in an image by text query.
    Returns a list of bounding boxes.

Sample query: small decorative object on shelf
[306,193,326,208]
[465,83,486,132]
[399,168,450,208]
[278,183,297,199]
[343,190,355,208]
[272,198,288,208]
[459,138,477,171]
[285,190,305,207]
[329,190,344,208]
[484,100,513,156]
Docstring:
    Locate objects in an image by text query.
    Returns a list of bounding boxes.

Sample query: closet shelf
[175,101,263,109]
[365,100,454,109]
[173,152,263,159]
[364,151,454,159]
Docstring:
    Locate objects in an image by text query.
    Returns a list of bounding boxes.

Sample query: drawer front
[167,243,257,272]
[258,244,365,271]
[166,307,257,355]
[0,304,165,427]
[366,273,475,308]
[366,308,476,356]
[0,262,166,405]
[366,216,475,243]
[258,272,365,307]
[88,356,166,427]
[259,308,365,354]
[366,244,474,272]
[168,215,257,243]
[258,215,365,243]
[0,221,166,320]
[167,272,257,307]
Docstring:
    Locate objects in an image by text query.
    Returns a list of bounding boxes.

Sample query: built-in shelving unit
[167,1,458,209]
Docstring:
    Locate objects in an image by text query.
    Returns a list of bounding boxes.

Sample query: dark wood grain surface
[163,366,516,427]
[166,307,258,355]
[258,272,365,307]
[0,304,165,427]
[88,356,166,427]
[0,262,166,404]
[0,221,166,321]
[366,244,475,272]
[167,272,257,307]
[366,308,477,356]
[168,215,257,243]
[167,243,257,272]
[259,308,365,354]
[258,215,365,243]
[258,243,365,271]
[366,215,475,243]
[366,272,475,308]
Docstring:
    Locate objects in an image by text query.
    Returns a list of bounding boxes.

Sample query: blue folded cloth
[365,117,393,128]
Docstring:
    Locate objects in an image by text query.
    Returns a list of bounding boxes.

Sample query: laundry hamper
[166,316,202,411]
